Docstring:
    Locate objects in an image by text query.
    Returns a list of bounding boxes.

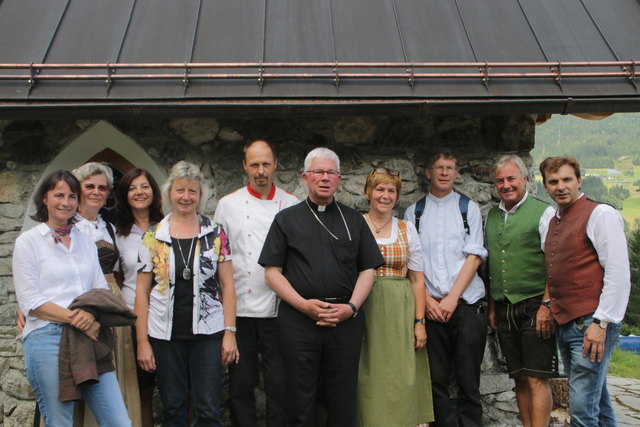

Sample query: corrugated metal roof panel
[0,0,638,115]
[192,0,264,62]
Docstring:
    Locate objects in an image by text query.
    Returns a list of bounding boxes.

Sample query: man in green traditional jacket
[485,154,557,427]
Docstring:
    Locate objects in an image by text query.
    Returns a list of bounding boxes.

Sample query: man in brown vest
[540,156,630,427]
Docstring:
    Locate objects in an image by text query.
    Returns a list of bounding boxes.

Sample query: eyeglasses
[373,167,400,177]
[82,183,110,193]
[305,169,340,177]
[432,165,456,173]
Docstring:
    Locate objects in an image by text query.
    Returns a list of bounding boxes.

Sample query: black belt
[317,296,351,304]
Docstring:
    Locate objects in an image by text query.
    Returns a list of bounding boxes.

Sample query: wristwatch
[224,326,237,333]
[593,318,609,329]
[541,299,551,308]
[347,302,358,318]
[415,318,426,325]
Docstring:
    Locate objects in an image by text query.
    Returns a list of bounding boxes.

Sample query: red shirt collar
[247,183,276,200]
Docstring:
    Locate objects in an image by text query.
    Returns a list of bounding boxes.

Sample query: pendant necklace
[367,214,392,233]
[176,235,196,281]
[80,211,100,229]
[305,199,352,241]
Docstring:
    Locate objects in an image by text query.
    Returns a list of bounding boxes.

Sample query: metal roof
[0,0,639,117]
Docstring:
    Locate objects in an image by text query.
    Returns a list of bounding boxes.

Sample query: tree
[582,176,608,201]
[610,184,630,201]
[625,229,640,330]
[581,176,624,209]
[535,181,554,205]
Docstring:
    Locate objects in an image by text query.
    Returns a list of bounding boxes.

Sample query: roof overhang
[1,96,639,120]
[1,0,639,118]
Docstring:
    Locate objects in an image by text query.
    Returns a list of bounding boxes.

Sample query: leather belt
[317,296,351,304]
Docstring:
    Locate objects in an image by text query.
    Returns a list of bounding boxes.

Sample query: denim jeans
[556,314,620,427]
[151,336,222,427]
[23,323,132,427]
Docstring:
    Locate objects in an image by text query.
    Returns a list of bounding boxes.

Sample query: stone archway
[21,121,166,230]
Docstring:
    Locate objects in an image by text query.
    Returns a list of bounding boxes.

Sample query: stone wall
[0,115,540,426]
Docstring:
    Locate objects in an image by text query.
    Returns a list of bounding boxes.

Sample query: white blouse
[74,214,114,245]
[115,225,144,310]
[13,223,108,339]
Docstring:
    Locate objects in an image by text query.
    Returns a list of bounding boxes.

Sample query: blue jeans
[23,323,132,427]
[556,314,620,427]
[151,336,223,427]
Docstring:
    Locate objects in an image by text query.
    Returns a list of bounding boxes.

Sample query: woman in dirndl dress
[357,167,434,427]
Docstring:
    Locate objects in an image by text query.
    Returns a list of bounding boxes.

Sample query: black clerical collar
[306,198,336,212]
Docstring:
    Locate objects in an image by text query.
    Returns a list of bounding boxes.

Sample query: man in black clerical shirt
[259,147,383,427]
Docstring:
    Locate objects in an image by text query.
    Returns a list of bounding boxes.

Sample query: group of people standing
[12,140,630,427]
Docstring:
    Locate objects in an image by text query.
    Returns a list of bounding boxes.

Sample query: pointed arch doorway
[22,121,166,230]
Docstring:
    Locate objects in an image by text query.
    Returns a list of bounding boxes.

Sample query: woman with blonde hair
[135,161,238,425]
[357,167,434,426]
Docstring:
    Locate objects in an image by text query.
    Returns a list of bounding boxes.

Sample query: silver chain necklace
[176,236,196,281]
[171,216,198,280]
[305,199,352,241]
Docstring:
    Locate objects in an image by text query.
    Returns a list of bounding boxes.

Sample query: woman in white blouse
[12,170,131,426]
[113,168,164,427]
[71,162,141,426]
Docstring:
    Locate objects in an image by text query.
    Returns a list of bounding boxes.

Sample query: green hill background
[533,113,640,228]
[532,114,640,168]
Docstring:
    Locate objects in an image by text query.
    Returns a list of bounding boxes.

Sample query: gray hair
[162,161,208,213]
[493,154,529,180]
[72,162,114,188]
[304,147,340,172]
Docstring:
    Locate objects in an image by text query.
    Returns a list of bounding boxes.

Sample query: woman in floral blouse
[134,161,238,426]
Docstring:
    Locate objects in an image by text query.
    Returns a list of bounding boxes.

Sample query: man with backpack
[404,151,487,427]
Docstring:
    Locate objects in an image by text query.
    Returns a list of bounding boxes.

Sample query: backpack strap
[414,196,427,233]
[414,194,471,235]
[459,195,470,235]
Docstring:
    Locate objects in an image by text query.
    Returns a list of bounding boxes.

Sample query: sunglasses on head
[373,167,400,177]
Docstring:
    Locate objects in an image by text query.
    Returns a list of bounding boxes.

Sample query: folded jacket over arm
[58,289,136,401]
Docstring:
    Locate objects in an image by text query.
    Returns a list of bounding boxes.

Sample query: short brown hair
[31,170,81,223]
[426,151,458,169]
[539,156,581,184]
[364,168,402,201]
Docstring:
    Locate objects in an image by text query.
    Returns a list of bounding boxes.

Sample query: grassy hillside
[533,113,640,228]
[532,114,640,168]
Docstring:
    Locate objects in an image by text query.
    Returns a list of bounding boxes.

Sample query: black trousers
[277,302,364,427]
[228,317,287,427]
[151,337,222,427]
[427,302,488,427]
